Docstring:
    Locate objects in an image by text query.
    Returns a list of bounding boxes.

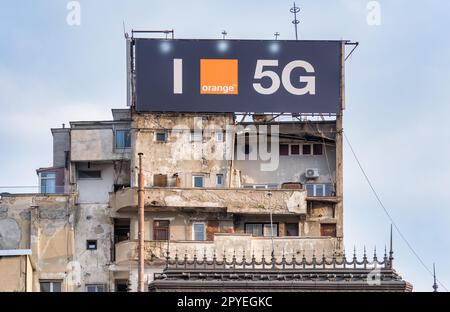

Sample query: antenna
[274,32,280,40]
[123,20,128,39]
[433,263,438,292]
[221,30,228,40]
[290,2,300,40]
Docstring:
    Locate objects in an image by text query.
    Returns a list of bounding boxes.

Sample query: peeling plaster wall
[73,203,113,291]
[131,113,234,188]
[0,256,25,291]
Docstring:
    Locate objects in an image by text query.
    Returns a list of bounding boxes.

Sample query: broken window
[313,143,323,155]
[193,175,204,188]
[279,144,289,155]
[290,144,300,155]
[153,220,170,241]
[193,223,205,241]
[155,131,167,142]
[40,172,56,194]
[285,223,299,236]
[86,284,105,292]
[320,223,337,237]
[302,144,312,155]
[77,170,101,179]
[86,240,97,250]
[115,129,131,149]
[216,174,224,187]
[114,219,130,243]
[40,280,62,292]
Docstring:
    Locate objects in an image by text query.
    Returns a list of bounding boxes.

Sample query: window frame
[86,284,105,292]
[216,174,224,187]
[215,131,224,142]
[192,222,206,241]
[86,240,97,250]
[77,169,102,180]
[155,131,168,143]
[153,220,170,241]
[192,175,205,188]
[190,131,203,142]
[40,280,62,292]
[244,222,279,237]
[115,129,131,149]
[40,172,56,194]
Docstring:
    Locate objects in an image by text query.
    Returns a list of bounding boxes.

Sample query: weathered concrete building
[0,36,411,292]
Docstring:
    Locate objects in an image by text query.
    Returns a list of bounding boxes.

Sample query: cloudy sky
[1,0,449,291]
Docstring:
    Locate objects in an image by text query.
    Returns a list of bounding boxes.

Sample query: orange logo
[200,59,238,95]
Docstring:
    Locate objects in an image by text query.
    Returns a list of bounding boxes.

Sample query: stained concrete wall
[71,128,131,162]
[76,162,114,204]
[73,203,112,291]
[131,113,234,188]
[0,256,25,291]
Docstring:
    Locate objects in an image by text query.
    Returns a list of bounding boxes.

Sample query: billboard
[134,39,343,113]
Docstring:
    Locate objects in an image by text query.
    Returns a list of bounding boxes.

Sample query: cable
[344,131,448,292]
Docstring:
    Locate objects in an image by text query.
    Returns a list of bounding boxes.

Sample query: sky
[1,0,449,292]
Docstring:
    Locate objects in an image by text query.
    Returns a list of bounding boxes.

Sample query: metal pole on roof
[137,153,145,292]
[290,2,300,40]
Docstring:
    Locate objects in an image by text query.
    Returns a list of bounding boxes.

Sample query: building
[0,37,412,292]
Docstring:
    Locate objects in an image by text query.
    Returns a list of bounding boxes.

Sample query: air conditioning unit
[305,168,319,178]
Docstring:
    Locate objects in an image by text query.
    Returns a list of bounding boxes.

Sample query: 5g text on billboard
[134,39,343,113]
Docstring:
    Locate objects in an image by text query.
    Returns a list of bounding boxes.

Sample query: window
[263,224,278,237]
[115,129,131,149]
[302,144,312,155]
[86,240,97,250]
[216,174,224,187]
[290,144,300,155]
[153,220,170,240]
[244,144,251,155]
[313,144,323,155]
[155,131,167,142]
[245,223,278,237]
[285,223,299,236]
[40,280,62,292]
[192,175,204,188]
[193,223,205,241]
[306,183,334,197]
[153,174,168,187]
[86,284,105,292]
[215,131,224,142]
[191,131,202,142]
[279,144,289,155]
[40,172,56,194]
[115,280,128,292]
[320,223,337,237]
[77,170,101,179]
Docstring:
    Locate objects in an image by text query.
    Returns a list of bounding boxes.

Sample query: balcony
[110,187,307,215]
[114,234,338,265]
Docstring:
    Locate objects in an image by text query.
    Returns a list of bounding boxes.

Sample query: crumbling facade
[1,106,355,291]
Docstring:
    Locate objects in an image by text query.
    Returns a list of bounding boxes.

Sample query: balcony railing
[114,234,338,265]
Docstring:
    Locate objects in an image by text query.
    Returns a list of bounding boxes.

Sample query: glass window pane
[263,224,278,237]
[325,183,334,196]
[216,174,223,186]
[193,176,204,187]
[194,224,205,240]
[302,144,312,155]
[116,130,131,149]
[306,184,314,196]
[40,282,50,292]
[156,132,167,142]
[290,144,300,155]
[315,184,324,196]
[86,286,96,292]
[285,223,299,236]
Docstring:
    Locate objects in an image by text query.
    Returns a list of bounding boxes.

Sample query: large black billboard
[134,39,343,113]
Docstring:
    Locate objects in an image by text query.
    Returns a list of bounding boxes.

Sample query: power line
[344,131,448,292]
